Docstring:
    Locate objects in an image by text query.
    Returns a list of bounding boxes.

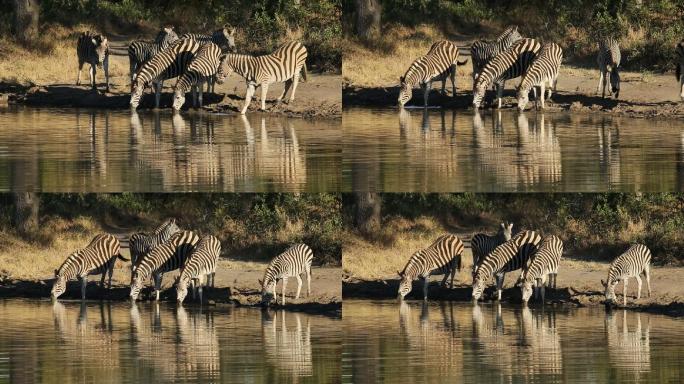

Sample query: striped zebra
[517,42,563,111]
[259,243,314,305]
[128,26,179,88]
[176,235,221,303]
[471,26,523,82]
[472,38,543,109]
[519,235,563,304]
[597,37,621,99]
[397,234,464,300]
[675,39,684,100]
[76,31,110,92]
[472,230,542,301]
[172,42,222,111]
[181,25,237,93]
[216,41,308,115]
[601,244,652,306]
[471,222,514,277]
[130,230,200,301]
[51,233,128,300]
[129,218,181,273]
[398,40,468,108]
[130,38,203,109]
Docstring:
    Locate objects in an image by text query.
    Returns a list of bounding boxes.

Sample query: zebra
[472,230,542,301]
[397,234,464,301]
[130,230,200,301]
[181,25,237,93]
[216,41,308,115]
[471,26,523,83]
[471,222,514,277]
[398,40,468,108]
[519,235,563,304]
[127,25,180,89]
[675,39,684,101]
[472,38,543,109]
[172,42,222,111]
[601,244,652,306]
[130,38,203,109]
[259,243,314,305]
[597,37,621,99]
[176,235,221,303]
[517,42,563,111]
[129,218,181,274]
[51,233,128,300]
[76,31,110,92]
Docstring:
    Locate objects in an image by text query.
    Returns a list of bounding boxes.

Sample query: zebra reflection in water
[262,310,313,377]
[606,310,651,375]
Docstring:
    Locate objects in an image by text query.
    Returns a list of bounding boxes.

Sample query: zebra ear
[258,278,263,286]
[54,269,58,277]
[600,279,607,287]
[91,38,97,45]
[500,222,505,228]
[397,270,403,277]
[399,76,405,84]
[508,223,513,230]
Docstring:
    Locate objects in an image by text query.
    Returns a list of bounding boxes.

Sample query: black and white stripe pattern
[676,39,684,100]
[127,26,179,88]
[181,26,237,93]
[397,234,464,300]
[398,40,468,107]
[472,38,542,109]
[51,233,127,299]
[76,31,110,92]
[597,37,621,98]
[216,41,308,114]
[176,235,221,303]
[471,222,514,277]
[601,244,652,305]
[519,235,563,303]
[130,38,203,109]
[260,243,313,305]
[472,230,542,301]
[130,230,200,301]
[471,26,523,82]
[172,42,222,111]
[517,42,563,111]
[129,218,181,273]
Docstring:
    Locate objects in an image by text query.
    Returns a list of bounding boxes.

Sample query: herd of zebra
[50,218,315,305]
[397,223,653,306]
[75,25,308,114]
[398,26,684,110]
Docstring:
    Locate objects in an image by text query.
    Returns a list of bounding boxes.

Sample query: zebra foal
[597,38,621,98]
[398,40,468,108]
[260,243,313,305]
[76,31,110,92]
[216,41,308,115]
[130,230,200,301]
[472,230,542,301]
[517,42,563,111]
[397,234,464,300]
[471,222,513,277]
[675,40,684,101]
[601,244,652,306]
[128,26,179,89]
[176,235,221,303]
[129,218,181,273]
[51,233,128,300]
[471,26,523,82]
[172,43,222,111]
[518,235,563,304]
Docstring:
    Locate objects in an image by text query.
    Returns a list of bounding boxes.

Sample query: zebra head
[216,54,234,84]
[172,89,186,111]
[520,279,534,303]
[471,273,486,301]
[397,76,412,107]
[601,278,618,303]
[175,276,190,303]
[516,86,530,111]
[130,272,144,301]
[608,66,620,98]
[397,270,412,299]
[500,222,513,241]
[221,25,237,53]
[472,82,487,109]
[93,35,108,67]
[51,269,67,299]
[259,277,276,304]
[157,25,179,48]
[130,80,145,109]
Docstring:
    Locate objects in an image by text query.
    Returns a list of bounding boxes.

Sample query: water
[0,300,341,384]
[0,107,341,192]
[343,108,684,192]
[343,300,684,383]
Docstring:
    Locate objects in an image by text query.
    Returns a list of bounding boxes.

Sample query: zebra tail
[456,254,462,272]
[301,63,308,82]
[117,254,130,262]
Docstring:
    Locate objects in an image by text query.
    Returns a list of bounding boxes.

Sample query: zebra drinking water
[181,25,237,93]
[260,243,314,305]
[602,244,652,306]
[597,37,621,99]
[172,43,222,111]
[128,26,180,89]
[129,218,181,273]
[517,42,563,111]
[471,222,514,277]
[176,235,221,303]
[519,235,563,304]
[76,31,110,92]
[471,26,523,82]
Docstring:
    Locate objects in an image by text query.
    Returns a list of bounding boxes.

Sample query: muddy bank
[3,73,341,119]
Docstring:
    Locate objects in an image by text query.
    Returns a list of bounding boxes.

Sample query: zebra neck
[227,54,257,80]
[176,71,199,94]
[404,65,427,87]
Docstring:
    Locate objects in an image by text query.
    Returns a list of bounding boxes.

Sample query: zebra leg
[192,279,196,300]
[241,83,256,115]
[260,82,269,111]
[192,84,198,109]
[154,81,163,109]
[540,82,546,110]
[89,64,96,91]
[289,72,301,103]
[495,273,505,301]
[198,285,203,303]
[449,266,455,289]
[422,81,430,108]
[496,83,504,109]
[281,277,288,305]
[601,70,607,98]
[596,70,603,95]
[295,275,302,299]
[440,272,448,288]
[100,270,106,289]
[644,265,651,297]
[623,277,628,305]
[532,87,538,110]
[198,82,204,108]
[278,79,293,103]
[635,274,642,300]
[154,273,162,301]
[77,60,84,85]
[104,55,109,92]
[450,64,457,97]
[441,76,446,96]
[306,267,311,297]
[107,264,114,289]
[81,275,87,300]
[423,276,429,301]
[680,66,684,100]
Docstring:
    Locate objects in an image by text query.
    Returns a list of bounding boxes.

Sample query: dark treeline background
[0,193,342,265]
[3,0,341,71]
[345,0,684,70]
[345,193,684,265]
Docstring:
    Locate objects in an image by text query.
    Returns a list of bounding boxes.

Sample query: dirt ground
[343,247,684,317]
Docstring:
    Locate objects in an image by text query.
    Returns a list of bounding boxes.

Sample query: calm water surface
[0,300,340,383]
[343,108,684,192]
[343,300,684,383]
[0,107,340,192]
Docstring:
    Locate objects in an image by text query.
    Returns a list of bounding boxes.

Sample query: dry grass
[0,24,128,87]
